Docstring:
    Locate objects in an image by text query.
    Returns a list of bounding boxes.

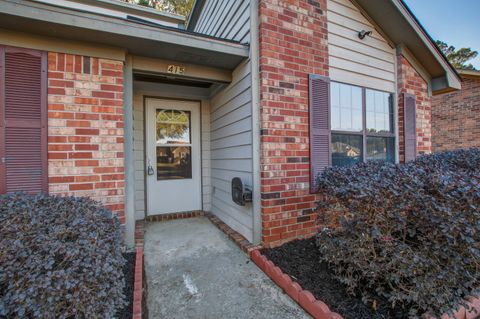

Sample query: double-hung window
[330,82,395,167]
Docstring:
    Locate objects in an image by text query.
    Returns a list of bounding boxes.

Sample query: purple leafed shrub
[315,148,480,317]
[0,194,126,318]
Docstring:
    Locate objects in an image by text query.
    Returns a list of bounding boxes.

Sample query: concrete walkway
[144,217,310,319]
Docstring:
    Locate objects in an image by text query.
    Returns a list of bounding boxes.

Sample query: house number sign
[167,65,186,75]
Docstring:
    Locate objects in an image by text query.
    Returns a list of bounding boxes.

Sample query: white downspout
[250,0,262,245]
[124,54,135,248]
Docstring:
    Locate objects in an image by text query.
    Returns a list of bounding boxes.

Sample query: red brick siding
[432,76,480,151]
[259,0,329,247]
[47,53,125,223]
[397,55,432,162]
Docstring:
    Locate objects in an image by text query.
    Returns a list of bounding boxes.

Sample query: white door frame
[145,97,202,215]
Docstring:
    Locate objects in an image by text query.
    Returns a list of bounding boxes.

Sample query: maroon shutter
[404,93,417,162]
[309,74,331,193]
[0,46,4,194]
[0,46,47,194]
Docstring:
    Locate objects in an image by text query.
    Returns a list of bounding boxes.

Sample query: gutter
[399,0,460,81]
[394,0,462,90]
[457,69,480,79]
[1,0,249,61]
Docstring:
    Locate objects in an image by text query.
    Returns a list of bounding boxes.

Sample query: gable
[354,0,461,94]
[327,0,396,92]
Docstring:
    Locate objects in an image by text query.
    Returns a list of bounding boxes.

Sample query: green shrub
[316,148,480,317]
[0,194,126,318]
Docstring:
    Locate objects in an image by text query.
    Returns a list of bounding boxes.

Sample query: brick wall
[259,0,329,247]
[397,55,432,162]
[47,53,125,223]
[432,75,480,152]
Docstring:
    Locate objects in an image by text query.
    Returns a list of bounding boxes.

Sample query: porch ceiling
[0,0,249,70]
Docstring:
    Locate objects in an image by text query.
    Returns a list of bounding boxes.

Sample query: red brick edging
[251,250,342,319]
[251,250,480,319]
[132,247,144,319]
[132,220,145,319]
[205,212,262,255]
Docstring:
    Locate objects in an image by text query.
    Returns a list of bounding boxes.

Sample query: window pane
[366,137,395,162]
[366,90,375,112]
[340,108,352,130]
[332,134,363,167]
[352,109,362,131]
[375,91,384,113]
[330,82,363,132]
[156,146,192,180]
[375,113,385,131]
[331,106,341,130]
[331,82,340,107]
[156,109,191,144]
[366,89,393,133]
[340,84,351,107]
[366,111,375,130]
[155,108,193,180]
[352,87,362,110]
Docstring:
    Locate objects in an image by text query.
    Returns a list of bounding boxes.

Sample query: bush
[315,148,480,317]
[0,194,126,318]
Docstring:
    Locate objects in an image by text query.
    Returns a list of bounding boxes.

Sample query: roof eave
[457,69,480,79]
[0,0,249,70]
[393,0,462,93]
[354,0,462,95]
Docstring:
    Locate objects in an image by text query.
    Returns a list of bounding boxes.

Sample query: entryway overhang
[0,0,249,70]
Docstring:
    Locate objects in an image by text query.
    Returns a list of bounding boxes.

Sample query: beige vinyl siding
[132,83,212,220]
[194,0,250,44]
[327,0,396,92]
[210,59,254,242]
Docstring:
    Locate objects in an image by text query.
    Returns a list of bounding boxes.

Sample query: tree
[125,0,195,17]
[436,40,478,70]
[155,0,194,16]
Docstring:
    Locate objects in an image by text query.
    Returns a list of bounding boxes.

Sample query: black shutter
[0,46,48,194]
[309,74,331,193]
[404,93,417,162]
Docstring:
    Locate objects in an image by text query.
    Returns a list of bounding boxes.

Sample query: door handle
[147,158,155,176]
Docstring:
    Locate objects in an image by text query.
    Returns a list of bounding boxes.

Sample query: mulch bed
[263,238,410,319]
[116,252,136,319]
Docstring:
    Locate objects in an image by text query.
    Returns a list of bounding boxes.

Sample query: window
[331,83,362,132]
[366,136,395,162]
[155,109,192,180]
[332,134,363,166]
[331,82,395,167]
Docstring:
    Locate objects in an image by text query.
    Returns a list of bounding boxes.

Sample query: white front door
[145,98,202,215]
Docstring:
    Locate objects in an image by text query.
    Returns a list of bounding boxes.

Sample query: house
[0,0,460,248]
[432,69,480,152]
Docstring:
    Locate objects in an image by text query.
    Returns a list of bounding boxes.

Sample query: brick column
[397,55,432,162]
[47,53,125,223]
[259,0,329,247]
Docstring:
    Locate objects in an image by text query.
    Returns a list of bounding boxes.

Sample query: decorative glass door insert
[155,109,192,180]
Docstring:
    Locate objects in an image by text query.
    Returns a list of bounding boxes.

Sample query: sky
[403,0,480,69]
